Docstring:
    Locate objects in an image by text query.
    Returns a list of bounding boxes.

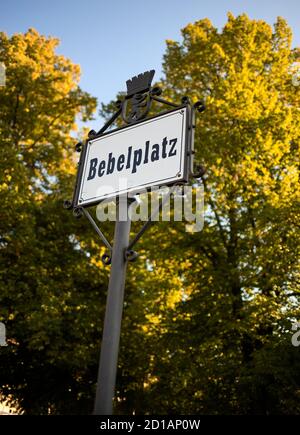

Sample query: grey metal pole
[93,198,131,415]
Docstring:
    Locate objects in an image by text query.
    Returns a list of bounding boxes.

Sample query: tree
[1,14,300,415]
[109,13,300,414]
[0,29,108,414]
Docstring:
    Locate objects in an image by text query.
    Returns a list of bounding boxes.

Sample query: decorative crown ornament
[121,70,156,124]
[126,70,155,97]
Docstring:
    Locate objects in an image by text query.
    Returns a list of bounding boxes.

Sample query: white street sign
[75,107,192,206]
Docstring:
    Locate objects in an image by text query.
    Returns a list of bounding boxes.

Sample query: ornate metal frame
[64,70,205,265]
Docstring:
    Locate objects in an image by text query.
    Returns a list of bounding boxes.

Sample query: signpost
[64,70,204,415]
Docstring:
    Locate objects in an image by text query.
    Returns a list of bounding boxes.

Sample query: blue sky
[1,0,299,129]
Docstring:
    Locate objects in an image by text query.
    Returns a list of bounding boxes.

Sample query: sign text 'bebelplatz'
[74,107,191,206]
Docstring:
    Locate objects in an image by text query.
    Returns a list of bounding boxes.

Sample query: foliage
[114,13,300,414]
[0,29,106,414]
[0,14,300,414]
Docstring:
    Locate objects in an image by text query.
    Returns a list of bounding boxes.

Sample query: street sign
[66,70,204,415]
[74,106,193,207]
